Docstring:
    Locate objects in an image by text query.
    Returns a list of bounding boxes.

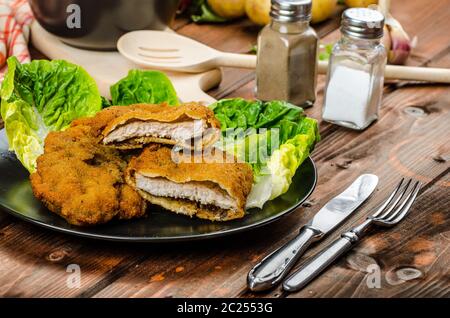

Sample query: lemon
[311,0,337,24]
[207,0,246,19]
[344,0,378,8]
[245,0,271,26]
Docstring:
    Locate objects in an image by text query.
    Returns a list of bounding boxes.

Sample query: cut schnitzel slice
[71,103,170,137]
[126,146,253,221]
[30,125,147,226]
[101,103,220,150]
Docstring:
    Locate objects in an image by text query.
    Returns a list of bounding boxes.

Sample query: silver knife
[247,174,378,292]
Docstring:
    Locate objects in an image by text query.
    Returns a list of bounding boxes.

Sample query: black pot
[29,0,180,50]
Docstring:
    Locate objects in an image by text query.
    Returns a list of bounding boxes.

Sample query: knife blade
[247,174,378,292]
[307,174,379,234]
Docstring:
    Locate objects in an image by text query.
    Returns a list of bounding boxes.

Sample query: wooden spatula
[118,30,450,83]
[117,30,256,73]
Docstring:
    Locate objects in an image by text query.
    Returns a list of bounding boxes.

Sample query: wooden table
[0,1,449,298]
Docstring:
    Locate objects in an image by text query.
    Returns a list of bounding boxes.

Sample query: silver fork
[282,178,421,292]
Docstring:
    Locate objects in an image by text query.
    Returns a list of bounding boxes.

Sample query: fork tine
[384,181,421,224]
[376,180,411,219]
[379,180,414,221]
[370,178,404,218]
[376,178,412,220]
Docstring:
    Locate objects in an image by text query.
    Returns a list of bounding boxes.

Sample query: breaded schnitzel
[30,102,237,225]
[126,146,253,221]
[70,103,167,136]
[30,124,147,226]
[100,103,220,150]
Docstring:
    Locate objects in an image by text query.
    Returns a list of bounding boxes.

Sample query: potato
[312,0,337,24]
[207,0,246,19]
[245,0,338,26]
[245,0,271,26]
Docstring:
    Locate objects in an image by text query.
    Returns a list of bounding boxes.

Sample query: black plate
[0,130,317,242]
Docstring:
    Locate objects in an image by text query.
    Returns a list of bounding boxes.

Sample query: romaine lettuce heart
[1,57,102,173]
[110,70,179,106]
[210,98,320,209]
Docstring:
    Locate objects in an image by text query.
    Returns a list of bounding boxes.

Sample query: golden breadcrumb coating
[30,103,233,225]
[71,104,169,136]
[30,125,147,226]
[126,146,253,221]
[101,102,221,150]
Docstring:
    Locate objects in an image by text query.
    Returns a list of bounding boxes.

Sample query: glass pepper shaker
[322,8,387,130]
[256,0,318,108]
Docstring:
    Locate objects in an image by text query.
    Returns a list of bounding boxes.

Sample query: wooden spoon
[117,30,256,73]
[118,30,450,83]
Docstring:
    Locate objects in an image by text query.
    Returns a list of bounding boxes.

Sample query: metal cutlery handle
[282,231,359,292]
[248,226,321,292]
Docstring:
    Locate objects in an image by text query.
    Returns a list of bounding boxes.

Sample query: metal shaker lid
[341,8,385,39]
[270,0,312,22]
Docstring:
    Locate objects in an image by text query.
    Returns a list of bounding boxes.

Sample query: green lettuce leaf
[101,96,112,108]
[110,70,179,106]
[0,57,102,173]
[210,98,320,208]
[210,98,305,136]
[189,0,228,23]
[266,128,315,200]
[246,119,319,208]
[319,43,334,61]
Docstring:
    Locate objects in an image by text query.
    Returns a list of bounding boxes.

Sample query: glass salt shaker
[256,0,318,107]
[322,8,387,130]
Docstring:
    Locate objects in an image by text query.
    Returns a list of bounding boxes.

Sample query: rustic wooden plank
[90,79,450,298]
[88,3,450,294]
[259,19,450,297]
[172,16,191,31]
[0,222,151,297]
[0,0,449,298]
[0,16,278,298]
[286,180,450,298]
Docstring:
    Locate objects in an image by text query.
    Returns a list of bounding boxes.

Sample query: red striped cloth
[0,0,33,79]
